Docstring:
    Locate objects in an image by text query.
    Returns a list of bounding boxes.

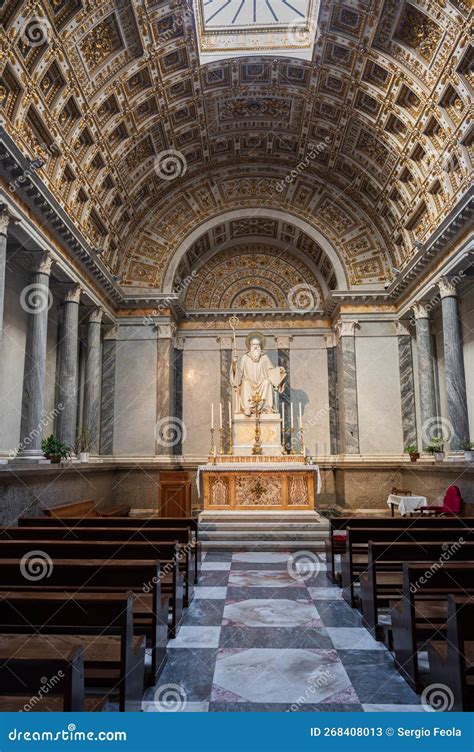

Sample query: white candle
[228,401,232,428]
[281,402,285,425]
[211,403,214,429]
[290,403,294,429]
[219,402,223,429]
[299,402,302,428]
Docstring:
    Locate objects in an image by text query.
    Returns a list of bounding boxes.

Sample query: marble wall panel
[113,338,157,455]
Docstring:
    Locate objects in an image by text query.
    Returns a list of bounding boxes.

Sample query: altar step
[198,511,328,551]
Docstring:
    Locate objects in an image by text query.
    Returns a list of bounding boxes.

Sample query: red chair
[417,485,463,516]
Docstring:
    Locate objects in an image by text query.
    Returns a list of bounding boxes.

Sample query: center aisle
[143,550,426,713]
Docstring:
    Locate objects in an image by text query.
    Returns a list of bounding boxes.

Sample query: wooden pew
[325,516,474,584]
[428,595,474,711]
[390,562,474,691]
[341,526,473,606]
[100,506,131,518]
[0,646,92,712]
[359,540,474,636]
[0,591,145,711]
[44,500,98,518]
[0,529,194,610]
[19,516,201,583]
[0,540,184,638]
[0,559,168,683]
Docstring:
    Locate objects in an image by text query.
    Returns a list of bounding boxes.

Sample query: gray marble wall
[397,334,417,449]
[100,335,117,455]
[337,335,360,453]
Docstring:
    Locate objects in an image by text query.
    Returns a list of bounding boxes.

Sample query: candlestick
[281,402,285,451]
[290,403,294,430]
[210,426,215,458]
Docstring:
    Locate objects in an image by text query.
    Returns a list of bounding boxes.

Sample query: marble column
[438,277,470,449]
[412,302,437,449]
[100,325,118,455]
[275,336,292,453]
[396,321,417,449]
[56,285,81,450]
[172,336,185,456]
[218,337,233,453]
[325,333,339,455]
[0,203,19,343]
[16,252,53,460]
[155,322,176,455]
[83,306,103,454]
[336,320,360,454]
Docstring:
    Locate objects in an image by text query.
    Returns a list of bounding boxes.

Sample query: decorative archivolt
[183,244,324,311]
[0,0,471,291]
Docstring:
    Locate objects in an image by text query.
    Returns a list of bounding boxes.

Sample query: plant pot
[409,452,419,462]
[46,455,61,464]
[79,452,90,463]
[434,452,445,462]
[465,450,474,462]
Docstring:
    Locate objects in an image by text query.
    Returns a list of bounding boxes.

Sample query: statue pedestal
[232,413,283,456]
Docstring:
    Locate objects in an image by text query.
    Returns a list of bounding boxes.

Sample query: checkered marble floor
[143,550,430,713]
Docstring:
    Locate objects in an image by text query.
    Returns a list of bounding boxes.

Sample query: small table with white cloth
[386,494,428,516]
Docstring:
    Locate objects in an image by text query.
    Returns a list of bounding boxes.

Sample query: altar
[199,456,320,511]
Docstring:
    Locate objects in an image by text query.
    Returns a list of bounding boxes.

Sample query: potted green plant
[41,435,72,464]
[463,441,474,462]
[404,444,419,462]
[75,428,93,463]
[426,438,445,462]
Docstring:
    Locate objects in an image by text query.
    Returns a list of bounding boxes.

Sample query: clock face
[202,0,311,29]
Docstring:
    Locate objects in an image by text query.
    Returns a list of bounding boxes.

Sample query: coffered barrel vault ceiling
[0,0,472,309]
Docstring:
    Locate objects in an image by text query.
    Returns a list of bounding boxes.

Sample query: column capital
[335,320,359,338]
[0,203,20,236]
[103,324,119,341]
[33,252,53,276]
[63,284,82,304]
[156,322,176,340]
[411,301,430,320]
[395,321,411,337]
[273,335,293,349]
[324,333,337,348]
[437,276,458,299]
[87,306,103,324]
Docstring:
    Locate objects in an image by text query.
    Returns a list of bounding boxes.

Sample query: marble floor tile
[226,586,312,601]
[339,650,422,705]
[181,599,225,626]
[212,648,358,705]
[209,702,363,713]
[314,600,364,628]
[219,626,334,650]
[203,552,233,562]
[194,586,228,599]
[199,571,230,586]
[228,570,306,588]
[143,700,209,713]
[326,627,386,651]
[363,704,433,713]
[201,562,232,571]
[232,552,292,563]
[168,626,221,648]
[223,598,321,628]
[146,648,217,702]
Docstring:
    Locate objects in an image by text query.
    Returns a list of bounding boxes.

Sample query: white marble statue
[230,333,286,416]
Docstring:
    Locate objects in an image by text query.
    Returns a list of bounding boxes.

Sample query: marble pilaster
[16,253,53,460]
[395,322,417,449]
[172,339,184,456]
[438,278,470,449]
[218,337,233,453]
[325,333,339,455]
[83,307,103,454]
[275,337,291,453]
[335,321,359,454]
[155,323,176,455]
[0,204,19,343]
[412,302,437,449]
[56,285,81,450]
[100,325,118,455]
